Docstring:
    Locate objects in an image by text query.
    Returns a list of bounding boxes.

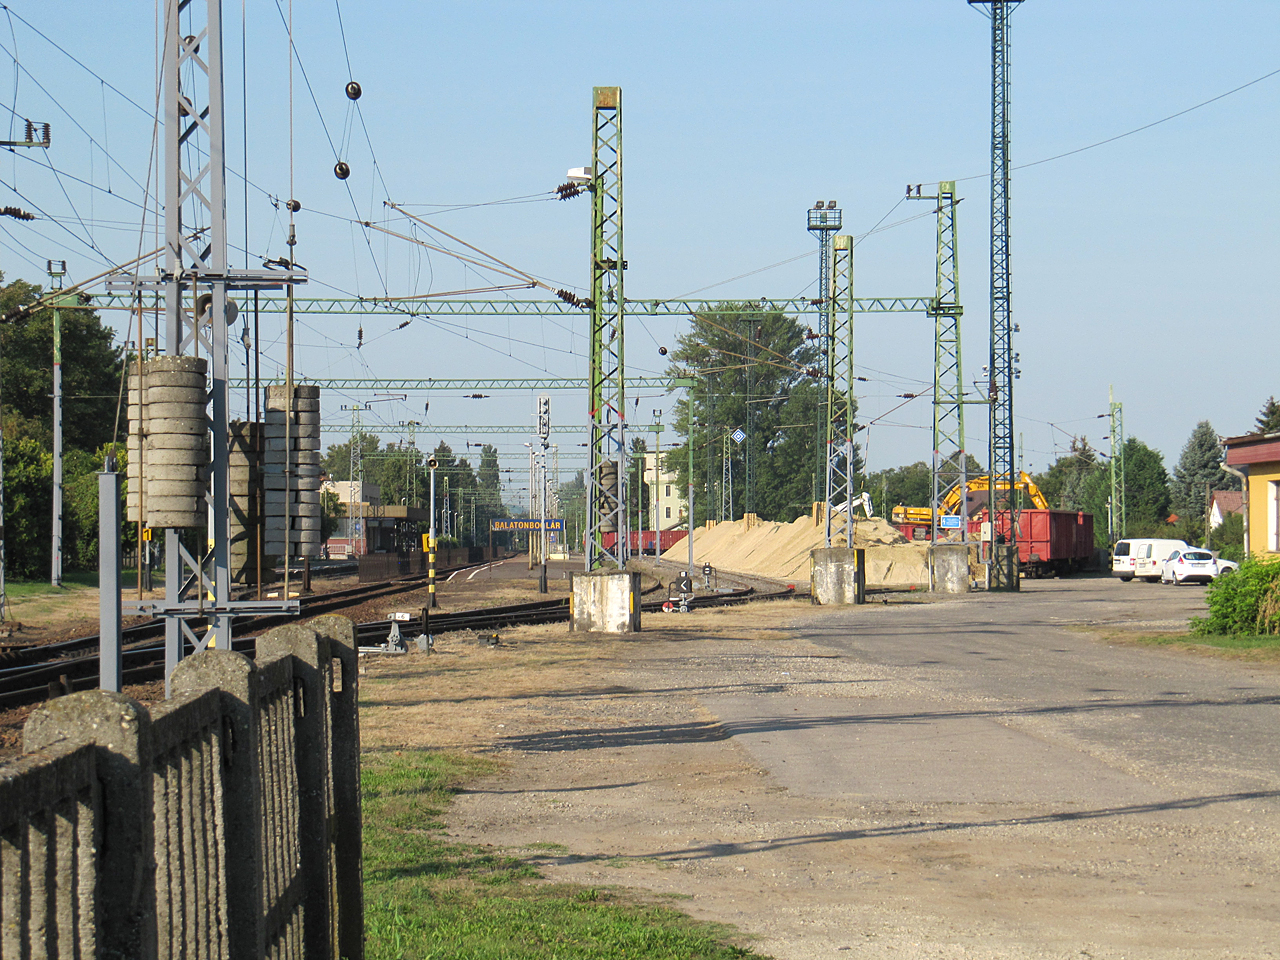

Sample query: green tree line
[1,274,127,579]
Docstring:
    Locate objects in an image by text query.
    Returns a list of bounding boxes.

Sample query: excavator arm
[893,471,1048,525]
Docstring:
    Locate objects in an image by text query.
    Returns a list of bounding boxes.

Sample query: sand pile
[662,514,931,587]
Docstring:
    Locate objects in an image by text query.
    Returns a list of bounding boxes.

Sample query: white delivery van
[1111,539,1138,581]
[1131,539,1190,582]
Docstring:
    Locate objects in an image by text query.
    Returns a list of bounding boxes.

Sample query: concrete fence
[0,615,363,960]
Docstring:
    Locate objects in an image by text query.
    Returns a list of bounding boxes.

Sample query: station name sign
[490,518,565,532]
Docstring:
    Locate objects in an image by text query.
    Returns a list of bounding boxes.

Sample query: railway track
[0,572,801,713]
[0,560,492,710]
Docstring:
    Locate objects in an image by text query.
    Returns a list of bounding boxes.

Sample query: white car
[1159,549,1239,585]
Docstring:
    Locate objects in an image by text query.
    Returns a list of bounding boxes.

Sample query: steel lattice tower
[971,0,1022,589]
[1108,386,1126,542]
[116,0,306,684]
[910,183,967,542]
[808,203,841,506]
[721,432,733,522]
[825,234,856,548]
[586,86,628,569]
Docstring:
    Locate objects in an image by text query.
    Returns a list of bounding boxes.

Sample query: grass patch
[6,570,101,598]
[1127,632,1280,660]
[362,749,766,959]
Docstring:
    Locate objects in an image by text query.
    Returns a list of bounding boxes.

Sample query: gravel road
[389,575,1280,958]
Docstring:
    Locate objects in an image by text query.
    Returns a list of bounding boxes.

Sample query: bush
[1192,558,1280,636]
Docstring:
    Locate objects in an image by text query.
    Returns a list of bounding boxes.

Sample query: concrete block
[148,432,208,451]
[146,385,205,404]
[810,547,866,605]
[149,417,208,437]
[570,570,642,633]
[929,543,971,593]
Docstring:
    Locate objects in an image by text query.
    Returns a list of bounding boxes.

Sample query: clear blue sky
[1,1,1276,487]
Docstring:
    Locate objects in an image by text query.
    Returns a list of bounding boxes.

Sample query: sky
[0,0,1276,496]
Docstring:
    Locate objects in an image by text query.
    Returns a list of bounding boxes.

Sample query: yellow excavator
[890,471,1049,526]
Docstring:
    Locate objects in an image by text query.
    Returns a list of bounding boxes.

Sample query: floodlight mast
[808,202,841,513]
[585,86,628,570]
[969,0,1022,590]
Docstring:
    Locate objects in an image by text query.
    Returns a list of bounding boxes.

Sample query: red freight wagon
[602,529,688,554]
[984,508,1095,578]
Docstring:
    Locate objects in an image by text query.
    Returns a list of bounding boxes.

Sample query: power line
[949,64,1280,184]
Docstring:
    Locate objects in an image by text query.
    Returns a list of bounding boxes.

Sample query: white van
[1111,539,1138,581]
[1131,539,1190,582]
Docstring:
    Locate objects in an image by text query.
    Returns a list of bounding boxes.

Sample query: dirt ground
[359,597,1280,960]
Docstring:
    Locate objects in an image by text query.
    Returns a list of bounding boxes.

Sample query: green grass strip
[1135,633,1280,653]
[362,749,765,959]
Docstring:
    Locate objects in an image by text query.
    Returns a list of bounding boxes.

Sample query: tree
[665,303,841,523]
[1034,437,1100,510]
[0,275,125,452]
[1172,421,1236,520]
[1080,436,1172,544]
[865,461,932,512]
[1256,396,1280,435]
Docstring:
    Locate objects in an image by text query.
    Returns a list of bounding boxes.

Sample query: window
[665,484,671,497]
[1271,480,1280,552]
[1114,541,1130,557]
[665,507,671,519]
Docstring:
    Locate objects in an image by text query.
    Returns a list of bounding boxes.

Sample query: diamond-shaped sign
[731,428,746,444]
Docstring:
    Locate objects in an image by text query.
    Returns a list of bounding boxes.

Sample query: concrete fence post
[308,614,364,960]
[258,623,337,959]
[23,691,158,960]
[171,648,265,960]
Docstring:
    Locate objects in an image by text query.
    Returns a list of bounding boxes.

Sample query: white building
[642,452,687,531]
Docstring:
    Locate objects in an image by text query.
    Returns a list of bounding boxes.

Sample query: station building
[1222,431,1280,558]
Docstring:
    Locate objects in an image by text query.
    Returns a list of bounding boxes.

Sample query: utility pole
[721,432,733,522]
[687,414,695,576]
[108,0,307,688]
[48,259,68,587]
[825,234,856,548]
[655,418,663,551]
[343,404,366,557]
[1108,386,1126,542]
[808,201,841,509]
[585,86,628,570]
[970,0,1023,590]
[909,182,967,545]
[0,122,54,619]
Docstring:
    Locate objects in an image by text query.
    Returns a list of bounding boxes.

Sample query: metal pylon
[808,203,842,506]
[1109,386,1126,542]
[721,432,733,522]
[911,182,967,542]
[126,0,305,687]
[825,235,856,548]
[971,0,1022,589]
[586,86,628,569]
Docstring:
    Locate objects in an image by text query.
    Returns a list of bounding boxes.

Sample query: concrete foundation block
[810,547,866,605]
[570,570,642,633]
[930,543,971,593]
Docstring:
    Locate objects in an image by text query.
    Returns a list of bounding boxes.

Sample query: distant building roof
[1211,490,1244,516]
[1223,431,1280,466]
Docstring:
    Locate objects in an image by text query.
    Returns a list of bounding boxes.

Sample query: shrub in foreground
[1192,558,1280,636]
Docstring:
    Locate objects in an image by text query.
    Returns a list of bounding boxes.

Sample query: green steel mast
[1109,386,1126,542]
[587,86,627,569]
[808,202,842,507]
[913,182,967,542]
[824,234,857,548]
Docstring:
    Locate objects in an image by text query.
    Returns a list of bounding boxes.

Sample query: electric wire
[948,64,1280,183]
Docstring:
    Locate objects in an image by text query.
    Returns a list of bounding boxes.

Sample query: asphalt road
[711,576,1280,808]
[445,572,1280,956]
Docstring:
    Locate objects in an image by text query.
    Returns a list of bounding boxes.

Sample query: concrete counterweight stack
[263,385,322,559]
[228,421,261,582]
[126,356,210,529]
